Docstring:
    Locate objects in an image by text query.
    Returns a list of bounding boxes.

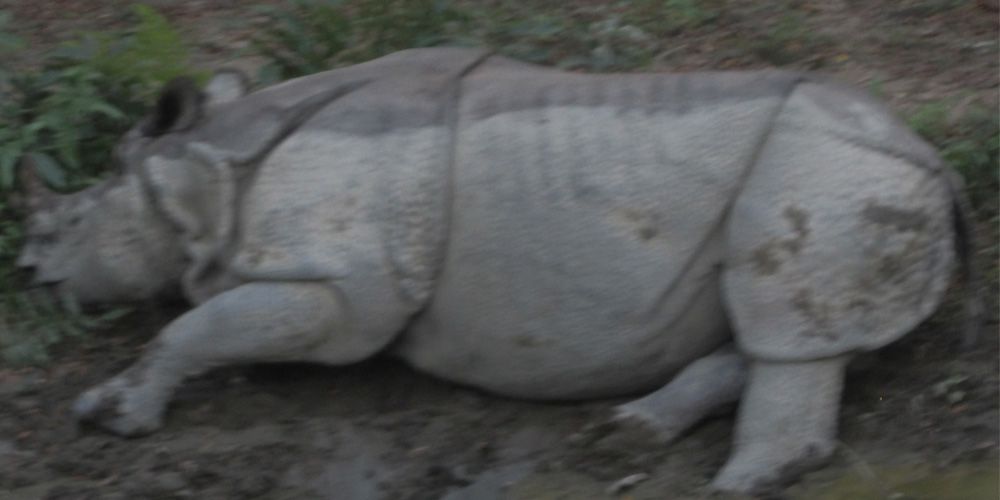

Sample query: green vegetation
[0,5,200,192]
[750,12,832,66]
[66,5,199,101]
[0,6,197,365]
[908,99,1000,217]
[251,0,729,79]
[909,98,999,295]
[627,0,723,35]
[252,0,471,83]
[892,0,967,17]
[475,8,658,71]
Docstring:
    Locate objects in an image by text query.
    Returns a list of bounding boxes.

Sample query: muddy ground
[1,1,998,499]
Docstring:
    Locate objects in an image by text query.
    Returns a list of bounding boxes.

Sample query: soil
[1,1,997,499]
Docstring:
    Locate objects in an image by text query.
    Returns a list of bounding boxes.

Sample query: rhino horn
[141,77,205,137]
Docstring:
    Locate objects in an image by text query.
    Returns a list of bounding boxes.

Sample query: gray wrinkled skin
[17,48,965,494]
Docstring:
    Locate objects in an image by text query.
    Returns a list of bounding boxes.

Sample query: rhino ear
[142,77,204,137]
[203,69,249,106]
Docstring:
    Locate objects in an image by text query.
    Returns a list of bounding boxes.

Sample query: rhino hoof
[569,407,674,451]
[72,380,163,437]
[710,440,835,494]
[609,406,683,444]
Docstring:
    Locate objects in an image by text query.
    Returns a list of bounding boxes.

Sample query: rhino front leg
[73,282,361,436]
[612,344,747,443]
[711,355,849,493]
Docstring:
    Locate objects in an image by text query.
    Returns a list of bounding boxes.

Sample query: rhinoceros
[16,47,970,493]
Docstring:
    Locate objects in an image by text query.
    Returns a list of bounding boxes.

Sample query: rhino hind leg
[706,82,959,492]
[610,344,747,444]
[73,282,380,436]
[711,356,848,493]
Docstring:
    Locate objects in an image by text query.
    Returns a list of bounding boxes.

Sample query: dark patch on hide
[513,334,544,348]
[617,208,660,242]
[791,288,837,341]
[751,205,811,275]
[752,244,782,275]
[781,205,810,253]
[862,202,929,233]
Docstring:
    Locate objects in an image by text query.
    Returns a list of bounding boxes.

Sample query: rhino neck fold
[431,51,496,299]
[222,78,374,167]
[134,147,241,304]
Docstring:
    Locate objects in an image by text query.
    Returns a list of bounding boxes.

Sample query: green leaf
[87,100,126,120]
[0,146,20,190]
[34,70,61,89]
[0,12,23,53]
[99,307,132,322]
[49,40,98,62]
[26,152,66,188]
[256,63,283,86]
[60,292,82,316]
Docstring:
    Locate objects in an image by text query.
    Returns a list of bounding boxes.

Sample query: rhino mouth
[23,273,65,289]
[25,280,108,313]
[21,276,71,302]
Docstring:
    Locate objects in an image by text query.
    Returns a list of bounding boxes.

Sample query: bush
[475,10,657,71]
[64,5,197,102]
[627,0,722,35]
[252,0,471,83]
[0,6,198,365]
[0,5,200,192]
[251,0,671,81]
[908,99,1000,218]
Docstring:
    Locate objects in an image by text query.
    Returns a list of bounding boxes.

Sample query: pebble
[0,439,30,458]
[606,472,650,495]
[153,471,188,492]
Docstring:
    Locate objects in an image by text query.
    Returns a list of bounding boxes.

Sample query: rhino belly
[398,234,731,399]
[394,82,781,398]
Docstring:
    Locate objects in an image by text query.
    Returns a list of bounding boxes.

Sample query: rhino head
[17,69,369,305]
[12,73,242,305]
[16,164,186,304]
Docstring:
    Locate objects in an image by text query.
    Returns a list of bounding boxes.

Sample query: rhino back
[400,68,800,398]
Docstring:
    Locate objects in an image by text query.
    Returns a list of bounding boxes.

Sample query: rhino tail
[945,169,985,350]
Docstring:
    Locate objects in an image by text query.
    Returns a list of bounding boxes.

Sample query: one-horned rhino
[17,48,970,494]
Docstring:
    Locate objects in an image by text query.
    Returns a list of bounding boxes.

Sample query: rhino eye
[67,215,82,227]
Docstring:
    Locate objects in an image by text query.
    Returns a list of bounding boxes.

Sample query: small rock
[0,439,33,458]
[606,472,649,495]
[236,473,274,496]
[148,471,188,493]
[12,398,40,411]
[0,371,46,397]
